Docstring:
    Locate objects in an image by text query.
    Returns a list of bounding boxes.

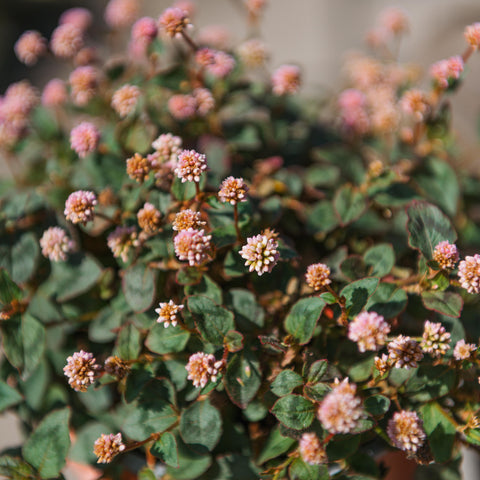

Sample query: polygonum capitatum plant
[1,2,480,480]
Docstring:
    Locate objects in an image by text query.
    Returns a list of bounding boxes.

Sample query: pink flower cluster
[465,23,480,49]
[64,190,97,224]
[63,350,100,392]
[218,176,249,205]
[159,7,191,38]
[42,79,68,107]
[174,149,208,183]
[69,66,99,106]
[93,433,125,464]
[195,48,236,79]
[168,89,215,120]
[155,300,184,328]
[387,411,426,453]
[240,230,279,276]
[186,352,223,388]
[70,122,100,158]
[430,56,464,89]
[50,24,84,59]
[111,84,141,118]
[348,311,390,352]
[458,254,480,293]
[105,0,140,29]
[14,31,46,66]
[107,226,139,262]
[338,89,370,135]
[40,227,74,262]
[271,65,301,96]
[433,241,459,269]
[174,228,212,266]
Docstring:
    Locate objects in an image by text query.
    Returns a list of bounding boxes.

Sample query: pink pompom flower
[70,122,100,158]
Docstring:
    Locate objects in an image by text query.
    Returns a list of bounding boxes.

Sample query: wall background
[1,0,480,478]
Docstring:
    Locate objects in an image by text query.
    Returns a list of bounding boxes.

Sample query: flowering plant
[2,2,480,479]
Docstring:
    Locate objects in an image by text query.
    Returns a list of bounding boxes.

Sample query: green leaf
[166,435,211,480]
[365,282,407,319]
[364,395,390,416]
[306,201,339,234]
[406,365,456,402]
[0,269,23,305]
[50,253,102,302]
[187,295,234,345]
[122,263,156,312]
[114,323,141,361]
[185,275,222,304]
[0,456,37,479]
[171,176,197,201]
[0,232,39,284]
[224,330,244,352]
[289,458,329,480]
[151,432,179,467]
[307,360,328,384]
[341,278,379,317]
[146,323,190,354]
[271,370,303,397]
[271,395,315,430]
[303,383,331,402]
[363,243,395,277]
[138,468,157,480]
[420,402,456,463]
[180,399,222,451]
[223,250,246,278]
[224,350,261,408]
[334,184,367,226]
[225,288,265,331]
[407,201,457,260]
[23,408,71,479]
[326,434,360,461]
[284,297,325,345]
[0,380,23,412]
[257,427,296,464]
[176,266,203,286]
[421,291,463,318]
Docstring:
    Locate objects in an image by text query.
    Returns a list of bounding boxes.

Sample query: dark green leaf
[0,232,39,284]
[23,408,71,479]
[307,201,339,235]
[406,365,456,402]
[166,435,211,480]
[326,434,360,461]
[185,275,222,304]
[364,395,390,416]
[0,456,37,479]
[271,370,303,397]
[115,323,141,360]
[0,269,23,305]
[303,383,331,402]
[180,399,222,451]
[307,360,328,384]
[365,282,407,319]
[223,250,246,278]
[341,278,379,317]
[334,185,367,226]
[146,323,190,354]
[363,244,395,277]
[421,291,463,318]
[225,288,265,331]
[289,458,329,480]
[271,395,315,430]
[187,295,234,345]
[151,432,179,467]
[257,427,295,464]
[224,330,244,352]
[284,297,325,345]
[0,380,23,412]
[224,350,261,408]
[407,201,457,260]
[176,266,203,286]
[122,263,156,312]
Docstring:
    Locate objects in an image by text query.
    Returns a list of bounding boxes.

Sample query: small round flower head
[237,39,268,68]
[74,46,98,66]
[42,79,68,107]
[111,84,141,118]
[175,149,207,183]
[60,8,93,31]
[159,7,191,38]
[50,24,83,59]
[14,30,46,66]
[433,240,459,270]
[245,0,267,16]
[69,66,99,106]
[152,133,182,163]
[64,190,97,224]
[380,7,409,35]
[186,352,223,388]
[155,300,184,328]
[105,0,140,29]
[453,339,477,360]
[387,411,426,453]
[219,177,249,205]
[174,0,195,17]
[430,56,464,89]
[40,227,74,262]
[107,226,139,262]
[338,89,370,136]
[465,23,480,49]
[104,356,130,378]
[137,202,161,234]
[126,153,151,183]
[388,335,423,369]
[174,228,212,266]
[172,209,206,232]
[240,229,279,276]
[272,65,301,96]
[195,47,216,68]
[348,311,390,352]
[94,433,125,464]
[168,94,197,120]
[305,263,331,291]
[206,51,236,79]
[458,254,480,293]
[198,25,231,49]
[131,16,158,43]
[374,353,391,375]
[317,379,364,434]
[421,321,451,357]
[70,122,100,158]
[400,89,430,121]
[299,433,327,466]
[193,88,215,117]
[63,350,100,392]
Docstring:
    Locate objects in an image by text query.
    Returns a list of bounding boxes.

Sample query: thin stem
[180,30,198,53]
[233,203,243,242]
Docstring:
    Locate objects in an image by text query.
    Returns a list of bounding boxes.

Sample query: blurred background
[1,0,480,478]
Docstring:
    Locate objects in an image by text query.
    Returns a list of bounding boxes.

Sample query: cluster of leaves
[1,3,480,480]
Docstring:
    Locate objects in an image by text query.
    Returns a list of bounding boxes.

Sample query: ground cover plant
[2,1,480,479]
